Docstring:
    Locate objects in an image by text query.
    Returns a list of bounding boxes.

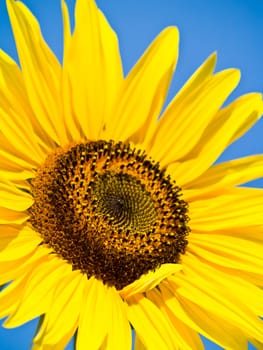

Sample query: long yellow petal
[170,256,263,343]
[0,206,28,225]
[0,166,34,182]
[76,278,109,350]
[190,187,263,230]
[7,0,67,145]
[183,252,263,316]
[65,0,123,141]
[164,280,247,349]
[0,245,49,285]
[189,233,263,274]
[0,181,33,211]
[0,132,39,171]
[170,53,217,102]
[119,263,182,299]
[146,288,204,350]
[0,225,41,260]
[60,0,83,142]
[127,294,176,349]
[168,93,263,185]
[0,148,32,173]
[149,68,240,165]
[0,275,27,319]
[0,50,47,162]
[101,288,131,350]
[134,333,147,350]
[142,53,215,151]
[4,256,69,328]
[184,154,263,200]
[102,27,179,142]
[33,272,85,349]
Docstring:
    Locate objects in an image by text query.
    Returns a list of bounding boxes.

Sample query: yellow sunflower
[1,0,263,349]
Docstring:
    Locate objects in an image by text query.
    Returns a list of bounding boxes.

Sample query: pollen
[29,140,189,290]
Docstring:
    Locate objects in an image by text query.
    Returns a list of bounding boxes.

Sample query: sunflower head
[29,140,189,289]
[0,0,263,349]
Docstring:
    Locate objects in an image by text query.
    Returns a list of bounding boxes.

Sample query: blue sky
[0,0,262,349]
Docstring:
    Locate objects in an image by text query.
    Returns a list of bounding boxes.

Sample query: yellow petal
[0,275,27,319]
[0,245,49,285]
[127,294,176,349]
[149,68,240,166]
[65,0,123,140]
[61,0,71,60]
[0,250,50,318]
[190,187,263,230]
[60,0,83,142]
[184,154,263,200]
[0,131,40,171]
[0,206,28,225]
[0,225,41,260]
[183,252,263,316]
[0,133,40,174]
[229,96,263,145]
[0,147,32,173]
[142,53,215,151]
[170,256,263,343]
[102,27,179,142]
[168,93,263,185]
[101,287,132,350]
[0,181,33,211]
[134,334,147,350]
[225,263,263,288]
[119,263,182,299]
[250,339,263,350]
[163,280,247,349]
[76,278,109,350]
[0,166,34,182]
[34,272,85,349]
[189,233,263,274]
[195,225,263,242]
[7,0,67,145]
[0,50,47,162]
[159,281,215,344]
[146,288,204,350]
[172,53,217,102]
[0,107,42,167]
[4,256,69,327]
[131,31,183,148]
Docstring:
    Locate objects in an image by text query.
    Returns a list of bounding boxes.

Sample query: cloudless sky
[0,0,262,349]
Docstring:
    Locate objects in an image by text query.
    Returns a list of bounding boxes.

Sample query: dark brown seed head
[29,140,189,290]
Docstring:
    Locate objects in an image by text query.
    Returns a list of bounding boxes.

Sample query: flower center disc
[29,141,189,289]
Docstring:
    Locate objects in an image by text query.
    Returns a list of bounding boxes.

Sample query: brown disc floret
[29,140,189,290]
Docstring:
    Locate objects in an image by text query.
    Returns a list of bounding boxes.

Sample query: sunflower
[0,0,263,349]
